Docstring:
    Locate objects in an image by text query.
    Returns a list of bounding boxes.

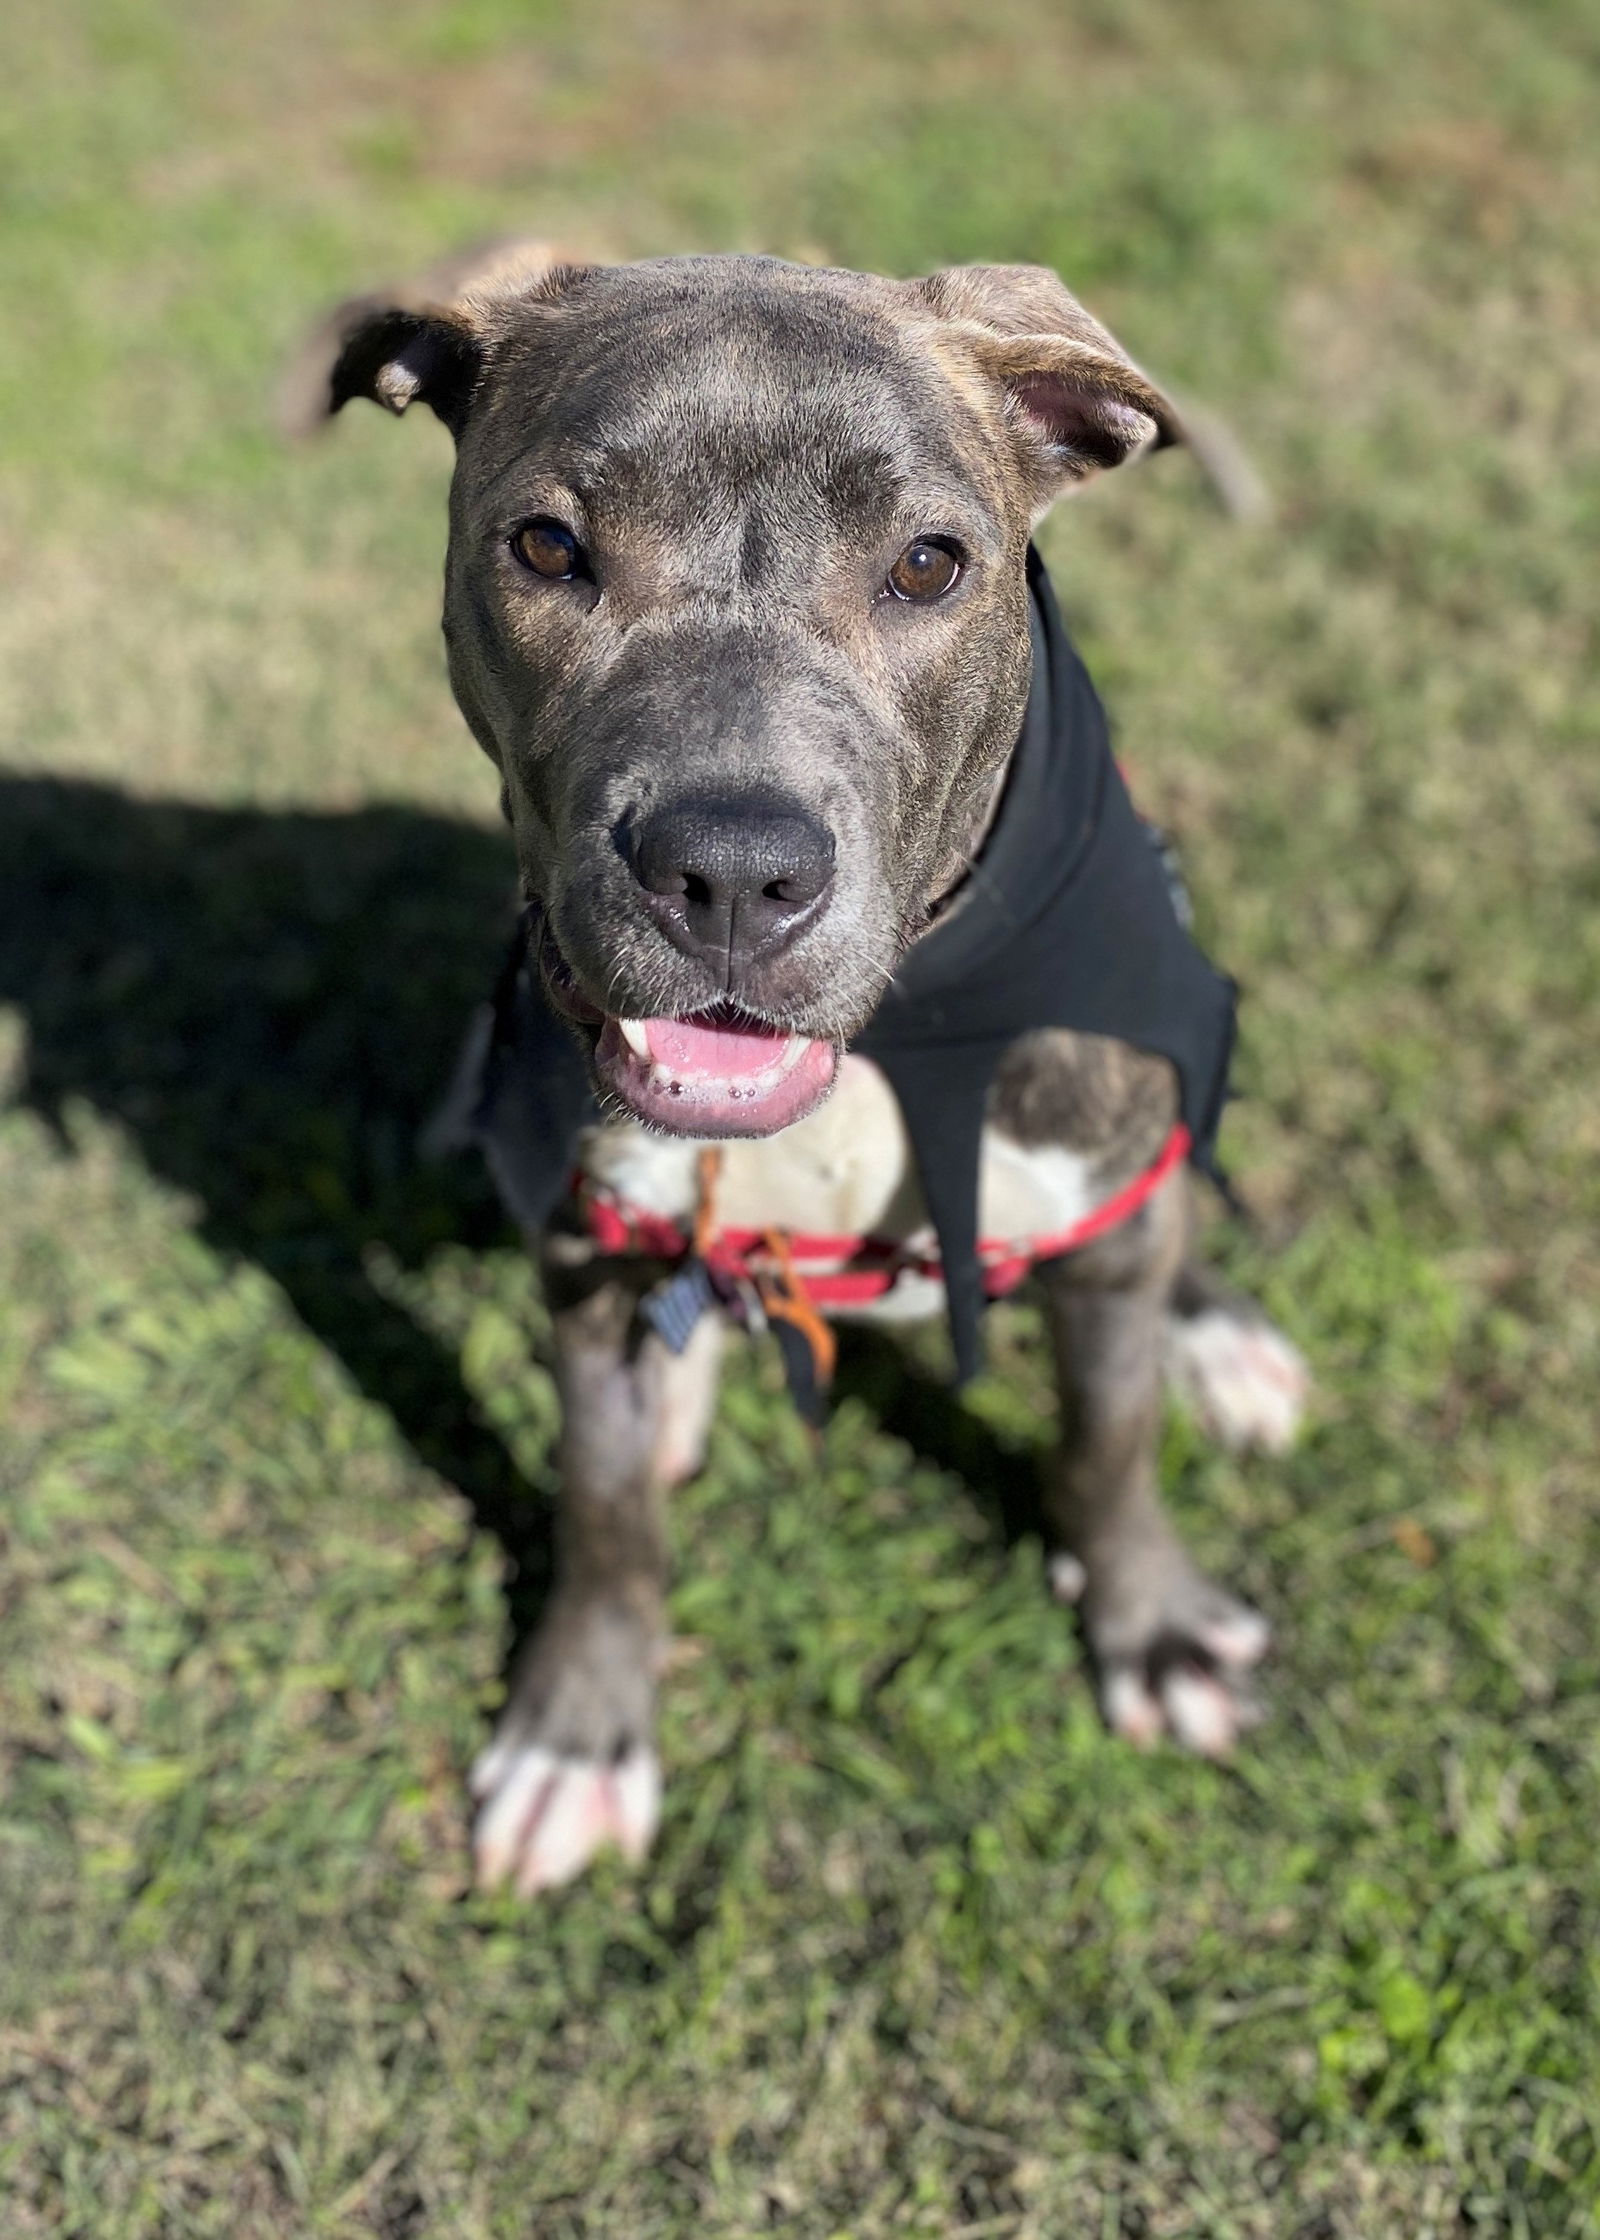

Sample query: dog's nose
[628,792,836,972]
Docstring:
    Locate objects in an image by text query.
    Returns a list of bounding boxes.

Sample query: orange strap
[755,1226,838,1387]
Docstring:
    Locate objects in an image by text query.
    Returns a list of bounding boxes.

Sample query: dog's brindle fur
[304,246,1305,1894]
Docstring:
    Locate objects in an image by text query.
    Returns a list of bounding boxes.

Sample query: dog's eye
[512,518,586,581]
[886,537,963,602]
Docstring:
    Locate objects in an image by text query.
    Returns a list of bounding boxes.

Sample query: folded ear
[916,262,1179,510]
[280,238,599,441]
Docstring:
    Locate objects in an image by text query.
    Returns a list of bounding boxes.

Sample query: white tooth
[771,1034,809,1078]
[618,1018,652,1061]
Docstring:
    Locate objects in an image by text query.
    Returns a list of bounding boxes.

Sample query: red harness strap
[578,1120,1190,1308]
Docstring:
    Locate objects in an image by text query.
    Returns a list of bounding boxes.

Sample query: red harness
[578,1119,1190,1311]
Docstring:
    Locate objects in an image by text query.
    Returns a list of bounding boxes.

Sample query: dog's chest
[578,1055,1096,1324]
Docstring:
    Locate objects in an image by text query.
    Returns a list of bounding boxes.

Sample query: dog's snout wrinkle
[627,792,836,980]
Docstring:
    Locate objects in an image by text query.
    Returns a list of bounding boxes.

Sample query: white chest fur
[578,1054,1098,1326]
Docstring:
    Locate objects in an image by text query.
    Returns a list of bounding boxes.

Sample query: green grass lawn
[3,1,1599,2232]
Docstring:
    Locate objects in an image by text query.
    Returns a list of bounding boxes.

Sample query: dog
[293,245,1307,1897]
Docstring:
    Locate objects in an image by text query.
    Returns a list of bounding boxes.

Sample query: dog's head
[295,248,1175,1135]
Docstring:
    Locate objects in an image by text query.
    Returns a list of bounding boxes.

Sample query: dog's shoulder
[987,1027,1178,1195]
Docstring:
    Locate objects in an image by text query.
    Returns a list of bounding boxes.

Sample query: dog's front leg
[471,1266,722,1895]
[1038,1175,1270,1758]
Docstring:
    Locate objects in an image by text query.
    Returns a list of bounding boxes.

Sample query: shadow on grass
[830,1328,1043,1551]
[0,775,552,1573]
[0,774,1036,1640]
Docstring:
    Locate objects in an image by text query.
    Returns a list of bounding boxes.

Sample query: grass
[2,0,1599,2231]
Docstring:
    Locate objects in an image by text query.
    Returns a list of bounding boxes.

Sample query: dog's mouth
[536,916,839,1137]
[594,1010,838,1136]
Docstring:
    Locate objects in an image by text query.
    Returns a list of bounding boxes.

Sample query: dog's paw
[470,1597,662,1896]
[1163,1306,1308,1455]
[1052,1553,1270,1759]
[470,1736,661,1896]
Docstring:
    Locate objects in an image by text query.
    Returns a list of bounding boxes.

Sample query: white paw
[470,1737,661,1896]
[1095,1594,1271,1760]
[1164,1308,1308,1455]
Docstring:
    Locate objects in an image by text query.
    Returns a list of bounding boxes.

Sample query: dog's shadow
[0,775,1034,1659]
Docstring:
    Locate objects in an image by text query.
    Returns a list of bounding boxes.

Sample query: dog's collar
[575,1118,1193,1416]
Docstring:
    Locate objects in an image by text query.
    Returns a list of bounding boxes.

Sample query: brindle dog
[295,246,1306,1896]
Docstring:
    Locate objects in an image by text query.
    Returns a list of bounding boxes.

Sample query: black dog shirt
[448,547,1237,1385]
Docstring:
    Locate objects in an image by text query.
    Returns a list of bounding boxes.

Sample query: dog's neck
[921,751,1014,928]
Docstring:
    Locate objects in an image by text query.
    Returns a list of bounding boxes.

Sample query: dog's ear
[917,262,1179,509]
[280,239,599,441]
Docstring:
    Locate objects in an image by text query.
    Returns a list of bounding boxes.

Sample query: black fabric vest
[453,548,1237,1382]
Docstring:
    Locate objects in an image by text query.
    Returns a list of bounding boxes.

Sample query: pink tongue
[642,1014,793,1079]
